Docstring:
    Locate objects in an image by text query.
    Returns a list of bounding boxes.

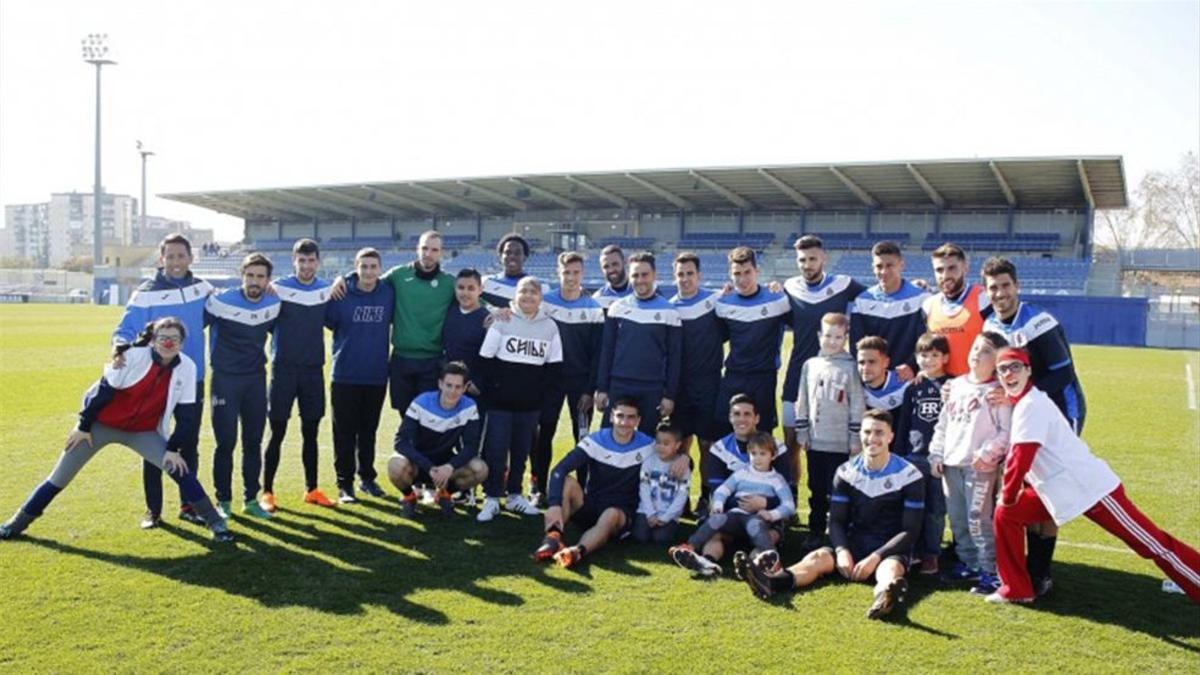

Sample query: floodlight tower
[82,33,116,281]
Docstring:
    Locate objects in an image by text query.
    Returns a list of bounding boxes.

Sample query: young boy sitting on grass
[929,331,1011,594]
[633,422,690,543]
[669,431,795,578]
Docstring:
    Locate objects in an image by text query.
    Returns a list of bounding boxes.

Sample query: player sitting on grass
[632,422,690,544]
[387,361,489,517]
[0,318,232,543]
[670,431,795,578]
[533,398,654,568]
[739,409,924,620]
[928,331,1011,594]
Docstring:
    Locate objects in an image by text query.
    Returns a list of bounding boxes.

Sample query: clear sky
[1,0,1197,241]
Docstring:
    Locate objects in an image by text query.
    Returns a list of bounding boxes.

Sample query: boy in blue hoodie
[324,248,395,504]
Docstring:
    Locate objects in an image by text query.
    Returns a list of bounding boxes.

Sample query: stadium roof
[161,156,1127,221]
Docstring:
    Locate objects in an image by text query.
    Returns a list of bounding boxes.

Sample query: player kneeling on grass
[533,398,654,568]
[670,431,795,578]
[740,409,923,620]
[0,318,232,543]
[988,347,1200,604]
[387,361,488,517]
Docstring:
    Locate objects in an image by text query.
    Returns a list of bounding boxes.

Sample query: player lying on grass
[670,431,795,578]
[387,361,489,517]
[0,318,232,543]
[739,409,924,620]
[988,347,1200,604]
[533,398,654,568]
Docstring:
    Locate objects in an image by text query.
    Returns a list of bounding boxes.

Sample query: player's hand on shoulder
[896,364,915,382]
[985,386,1006,406]
[667,454,690,480]
[329,275,348,300]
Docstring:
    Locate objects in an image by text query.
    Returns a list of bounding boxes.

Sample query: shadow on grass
[20,500,598,625]
[1025,561,1200,653]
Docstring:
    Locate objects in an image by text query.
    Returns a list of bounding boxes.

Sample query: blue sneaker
[946,561,980,581]
[971,571,1001,595]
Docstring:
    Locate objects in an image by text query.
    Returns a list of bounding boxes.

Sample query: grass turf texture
[0,304,1197,673]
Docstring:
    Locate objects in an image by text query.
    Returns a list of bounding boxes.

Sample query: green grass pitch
[0,304,1197,673]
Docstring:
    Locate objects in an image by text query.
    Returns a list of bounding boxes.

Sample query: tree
[1096,152,1199,253]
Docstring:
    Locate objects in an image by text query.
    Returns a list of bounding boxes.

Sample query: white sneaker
[505,493,541,516]
[476,497,501,522]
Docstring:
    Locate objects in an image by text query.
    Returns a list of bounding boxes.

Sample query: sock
[187,497,224,528]
[546,524,562,536]
[576,544,588,558]
[22,481,62,517]
[1027,533,1057,582]
[768,571,797,592]
[301,419,320,490]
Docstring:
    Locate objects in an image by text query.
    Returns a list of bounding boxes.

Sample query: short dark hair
[655,421,684,443]
[600,244,625,259]
[931,243,965,262]
[497,233,530,257]
[746,431,775,454]
[441,360,470,381]
[628,251,656,270]
[728,246,757,267]
[673,251,700,271]
[915,332,951,356]
[611,397,641,414]
[794,235,824,251]
[978,330,1009,350]
[981,256,1019,284]
[456,267,482,284]
[240,252,273,277]
[558,251,584,267]
[862,408,893,429]
[871,241,902,258]
[293,238,320,257]
[160,233,192,257]
[729,392,757,413]
[856,335,889,355]
[355,247,381,263]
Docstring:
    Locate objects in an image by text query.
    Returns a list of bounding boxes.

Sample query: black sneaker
[742,557,778,601]
[210,524,235,544]
[338,489,358,504]
[359,480,386,498]
[0,522,16,540]
[732,550,750,580]
[139,511,162,530]
[1034,576,1054,598]
[178,505,207,526]
[754,549,781,573]
[867,577,908,620]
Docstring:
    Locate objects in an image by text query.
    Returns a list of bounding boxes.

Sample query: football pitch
[0,304,1197,673]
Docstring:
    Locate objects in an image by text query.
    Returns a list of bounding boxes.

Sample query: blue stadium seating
[832,254,1089,293]
[596,237,657,251]
[784,232,911,250]
[922,232,1060,253]
[678,232,774,250]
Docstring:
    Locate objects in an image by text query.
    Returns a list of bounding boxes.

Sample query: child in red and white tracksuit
[990,347,1200,603]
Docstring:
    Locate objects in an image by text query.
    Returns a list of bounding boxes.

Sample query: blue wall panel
[1028,295,1148,347]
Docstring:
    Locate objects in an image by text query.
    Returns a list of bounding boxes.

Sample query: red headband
[996,347,1031,367]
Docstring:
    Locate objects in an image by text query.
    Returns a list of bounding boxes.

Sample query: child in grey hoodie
[794,312,865,546]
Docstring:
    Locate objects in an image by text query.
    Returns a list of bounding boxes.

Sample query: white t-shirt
[1010,387,1120,525]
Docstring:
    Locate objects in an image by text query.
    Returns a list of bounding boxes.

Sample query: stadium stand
[679,232,774,250]
[785,232,911,250]
[832,254,1090,293]
[921,232,1060,252]
[595,236,657,250]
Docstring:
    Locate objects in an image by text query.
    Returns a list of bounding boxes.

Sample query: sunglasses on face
[996,362,1026,376]
[155,334,183,345]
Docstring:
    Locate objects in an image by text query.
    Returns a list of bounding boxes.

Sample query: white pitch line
[1187,361,1198,411]
[1056,540,1135,556]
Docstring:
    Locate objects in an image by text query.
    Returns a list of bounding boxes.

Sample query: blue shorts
[716,371,778,433]
[269,368,326,421]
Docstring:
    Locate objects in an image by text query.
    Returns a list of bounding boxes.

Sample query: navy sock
[22,481,62,517]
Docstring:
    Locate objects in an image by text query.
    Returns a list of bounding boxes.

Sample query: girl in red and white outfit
[989,347,1200,603]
